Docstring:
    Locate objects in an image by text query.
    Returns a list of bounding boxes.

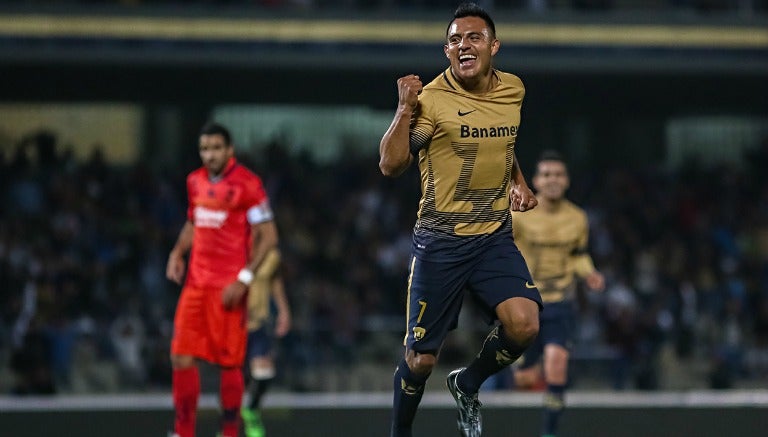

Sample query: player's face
[533,160,569,201]
[199,133,233,177]
[444,16,499,84]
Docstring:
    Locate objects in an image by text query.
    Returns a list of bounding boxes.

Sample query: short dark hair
[447,2,496,39]
[200,121,232,145]
[537,149,567,166]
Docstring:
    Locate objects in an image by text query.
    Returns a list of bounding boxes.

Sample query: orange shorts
[171,285,247,368]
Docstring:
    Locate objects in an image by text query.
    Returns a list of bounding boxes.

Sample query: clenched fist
[397,74,423,111]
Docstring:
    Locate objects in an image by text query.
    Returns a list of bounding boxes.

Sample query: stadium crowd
[1,130,768,395]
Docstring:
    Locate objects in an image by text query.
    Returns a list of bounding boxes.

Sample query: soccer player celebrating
[511,150,605,437]
[166,122,278,437]
[379,3,543,436]
[241,248,292,437]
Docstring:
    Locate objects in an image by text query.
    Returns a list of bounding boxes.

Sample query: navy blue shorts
[518,301,575,369]
[404,232,542,353]
[247,326,273,360]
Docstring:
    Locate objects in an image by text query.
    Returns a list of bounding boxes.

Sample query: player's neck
[208,170,223,182]
[207,156,235,181]
[455,69,497,94]
[539,197,564,213]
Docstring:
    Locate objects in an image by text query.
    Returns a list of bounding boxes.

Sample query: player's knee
[406,352,437,375]
[498,298,540,344]
[545,351,569,382]
[503,316,539,347]
[518,321,540,346]
[170,354,196,369]
[250,358,276,380]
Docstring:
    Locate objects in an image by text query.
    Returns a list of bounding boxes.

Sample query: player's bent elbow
[379,162,399,177]
[379,157,408,177]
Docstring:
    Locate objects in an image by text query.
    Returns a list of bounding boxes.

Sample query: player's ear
[491,39,500,56]
[444,44,450,58]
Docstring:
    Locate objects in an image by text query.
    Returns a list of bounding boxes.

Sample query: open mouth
[459,54,477,67]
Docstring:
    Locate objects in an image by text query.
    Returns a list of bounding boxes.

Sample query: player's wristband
[237,268,254,286]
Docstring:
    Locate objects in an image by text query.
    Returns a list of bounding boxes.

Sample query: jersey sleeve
[254,249,281,279]
[409,92,436,156]
[244,174,274,225]
[186,173,196,222]
[571,211,596,278]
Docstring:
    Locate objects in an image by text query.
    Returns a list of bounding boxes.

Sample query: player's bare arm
[247,220,279,274]
[222,220,279,309]
[573,219,604,292]
[271,275,292,338]
[509,152,537,212]
[166,220,194,285]
[379,74,421,177]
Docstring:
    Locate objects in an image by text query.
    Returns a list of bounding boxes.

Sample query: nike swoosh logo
[525,281,537,289]
[457,109,476,116]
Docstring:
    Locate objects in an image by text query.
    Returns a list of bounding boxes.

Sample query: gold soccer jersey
[247,248,281,331]
[512,200,596,303]
[410,68,524,237]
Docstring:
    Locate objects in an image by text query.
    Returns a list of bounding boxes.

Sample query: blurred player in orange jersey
[511,150,604,437]
[166,122,278,437]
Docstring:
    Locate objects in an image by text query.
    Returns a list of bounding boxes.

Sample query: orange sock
[220,367,244,437]
[173,367,200,437]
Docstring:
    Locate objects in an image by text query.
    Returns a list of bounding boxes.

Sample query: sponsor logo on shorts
[525,281,537,289]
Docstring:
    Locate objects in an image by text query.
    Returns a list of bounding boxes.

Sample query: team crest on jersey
[194,206,228,228]
[412,327,426,341]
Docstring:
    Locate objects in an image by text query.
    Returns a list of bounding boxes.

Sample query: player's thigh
[247,327,273,361]
[404,254,472,354]
[540,302,576,349]
[247,329,276,378]
[204,290,248,367]
[171,286,211,359]
[468,239,542,322]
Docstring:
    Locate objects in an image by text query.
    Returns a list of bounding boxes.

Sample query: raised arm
[379,74,422,177]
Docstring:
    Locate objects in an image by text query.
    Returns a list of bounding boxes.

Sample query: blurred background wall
[1,0,767,398]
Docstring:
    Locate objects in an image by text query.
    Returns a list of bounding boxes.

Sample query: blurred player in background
[511,150,605,437]
[379,3,542,436]
[241,248,292,437]
[166,122,278,437]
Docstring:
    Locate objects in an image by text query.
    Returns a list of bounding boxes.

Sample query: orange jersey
[185,157,272,290]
